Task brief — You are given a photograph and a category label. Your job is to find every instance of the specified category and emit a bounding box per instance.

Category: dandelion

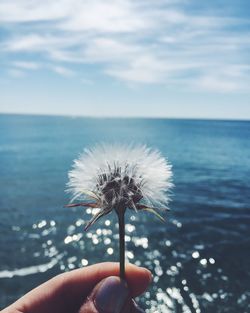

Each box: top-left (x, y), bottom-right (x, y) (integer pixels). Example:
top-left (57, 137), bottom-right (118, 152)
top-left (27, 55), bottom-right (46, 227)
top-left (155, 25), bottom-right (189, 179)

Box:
top-left (66, 144), bottom-right (173, 278)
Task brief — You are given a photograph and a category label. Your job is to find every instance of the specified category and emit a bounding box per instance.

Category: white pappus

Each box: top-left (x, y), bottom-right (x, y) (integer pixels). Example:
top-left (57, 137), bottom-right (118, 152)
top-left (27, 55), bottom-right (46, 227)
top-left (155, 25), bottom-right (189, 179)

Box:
top-left (66, 144), bottom-right (173, 230)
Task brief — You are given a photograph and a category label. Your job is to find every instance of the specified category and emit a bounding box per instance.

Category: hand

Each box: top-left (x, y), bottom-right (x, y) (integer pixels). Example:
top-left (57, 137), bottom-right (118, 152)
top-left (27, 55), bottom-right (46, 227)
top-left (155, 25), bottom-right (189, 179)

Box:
top-left (2, 262), bottom-right (152, 313)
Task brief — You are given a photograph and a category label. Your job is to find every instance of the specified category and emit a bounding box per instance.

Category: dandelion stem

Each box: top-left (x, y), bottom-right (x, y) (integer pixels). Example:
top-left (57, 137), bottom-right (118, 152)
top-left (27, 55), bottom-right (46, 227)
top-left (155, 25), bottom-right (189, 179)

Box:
top-left (117, 208), bottom-right (125, 280)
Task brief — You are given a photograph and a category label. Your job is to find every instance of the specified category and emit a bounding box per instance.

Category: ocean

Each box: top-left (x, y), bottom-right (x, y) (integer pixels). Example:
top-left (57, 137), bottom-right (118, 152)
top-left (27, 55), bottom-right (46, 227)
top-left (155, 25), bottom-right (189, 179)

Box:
top-left (0, 114), bottom-right (249, 312)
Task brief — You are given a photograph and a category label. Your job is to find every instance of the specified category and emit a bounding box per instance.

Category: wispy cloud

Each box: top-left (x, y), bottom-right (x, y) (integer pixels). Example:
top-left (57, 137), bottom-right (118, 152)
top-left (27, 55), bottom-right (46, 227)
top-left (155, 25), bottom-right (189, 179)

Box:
top-left (7, 68), bottom-right (26, 78)
top-left (50, 65), bottom-right (75, 77)
top-left (1, 0), bottom-right (249, 92)
top-left (13, 61), bottom-right (41, 70)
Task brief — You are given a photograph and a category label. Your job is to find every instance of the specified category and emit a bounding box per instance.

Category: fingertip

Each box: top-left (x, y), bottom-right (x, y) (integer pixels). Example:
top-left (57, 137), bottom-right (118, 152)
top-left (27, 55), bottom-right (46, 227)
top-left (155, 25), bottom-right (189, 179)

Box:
top-left (125, 264), bottom-right (152, 297)
top-left (141, 267), bottom-right (153, 284)
top-left (126, 263), bottom-right (152, 279)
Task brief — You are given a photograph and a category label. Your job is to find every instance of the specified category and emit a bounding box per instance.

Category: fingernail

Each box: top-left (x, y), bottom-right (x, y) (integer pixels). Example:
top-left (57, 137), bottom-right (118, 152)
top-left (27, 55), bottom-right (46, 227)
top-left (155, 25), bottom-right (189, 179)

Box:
top-left (142, 267), bottom-right (153, 283)
top-left (94, 276), bottom-right (130, 313)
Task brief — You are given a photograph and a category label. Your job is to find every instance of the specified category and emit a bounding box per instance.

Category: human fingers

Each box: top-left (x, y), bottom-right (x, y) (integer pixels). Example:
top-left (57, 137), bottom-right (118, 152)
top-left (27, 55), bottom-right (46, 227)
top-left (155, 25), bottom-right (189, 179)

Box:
top-left (3, 262), bottom-right (151, 313)
top-left (78, 276), bottom-right (146, 313)
top-left (62, 262), bottom-right (151, 300)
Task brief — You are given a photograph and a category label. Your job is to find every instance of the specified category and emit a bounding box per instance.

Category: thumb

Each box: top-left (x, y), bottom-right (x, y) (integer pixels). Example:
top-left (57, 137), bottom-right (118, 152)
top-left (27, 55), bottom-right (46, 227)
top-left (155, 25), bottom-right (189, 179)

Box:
top-left (78, 276), bottom-right (145, 313)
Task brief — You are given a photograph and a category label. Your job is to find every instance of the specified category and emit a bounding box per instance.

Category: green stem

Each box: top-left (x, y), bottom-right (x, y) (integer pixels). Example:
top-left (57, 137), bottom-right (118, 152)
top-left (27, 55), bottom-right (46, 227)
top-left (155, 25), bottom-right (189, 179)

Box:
top-left (117, 209), bottom-right (125, 280)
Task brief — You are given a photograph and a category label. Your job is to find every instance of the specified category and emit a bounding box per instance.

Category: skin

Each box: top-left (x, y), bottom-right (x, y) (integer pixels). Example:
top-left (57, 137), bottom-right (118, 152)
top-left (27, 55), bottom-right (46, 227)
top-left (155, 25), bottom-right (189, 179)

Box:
top-left (2, 262), bottom-right (152, 313)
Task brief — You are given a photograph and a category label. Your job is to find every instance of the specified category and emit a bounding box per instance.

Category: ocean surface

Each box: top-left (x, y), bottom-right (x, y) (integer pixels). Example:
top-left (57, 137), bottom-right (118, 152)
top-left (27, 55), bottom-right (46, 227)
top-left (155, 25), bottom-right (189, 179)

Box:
top-left (0, 114), bottom-right (249, 313)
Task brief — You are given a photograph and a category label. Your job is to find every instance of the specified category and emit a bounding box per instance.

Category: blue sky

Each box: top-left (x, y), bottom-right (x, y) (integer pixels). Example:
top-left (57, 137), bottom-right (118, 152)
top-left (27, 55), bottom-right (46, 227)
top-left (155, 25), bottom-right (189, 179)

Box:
top-left (0, 0), bottom-right (250, 119)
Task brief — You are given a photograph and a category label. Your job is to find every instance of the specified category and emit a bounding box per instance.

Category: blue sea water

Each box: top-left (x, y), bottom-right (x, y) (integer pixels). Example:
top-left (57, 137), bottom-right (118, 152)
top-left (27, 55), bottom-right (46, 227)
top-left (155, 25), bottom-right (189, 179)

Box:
top-left (0, 114), bottom-right (250, 312)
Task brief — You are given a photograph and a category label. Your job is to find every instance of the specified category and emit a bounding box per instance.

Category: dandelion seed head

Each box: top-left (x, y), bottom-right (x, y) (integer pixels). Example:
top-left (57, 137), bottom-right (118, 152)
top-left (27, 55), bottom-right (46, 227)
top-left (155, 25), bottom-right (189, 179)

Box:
top-left (67, 144), bottom-right (173, 229)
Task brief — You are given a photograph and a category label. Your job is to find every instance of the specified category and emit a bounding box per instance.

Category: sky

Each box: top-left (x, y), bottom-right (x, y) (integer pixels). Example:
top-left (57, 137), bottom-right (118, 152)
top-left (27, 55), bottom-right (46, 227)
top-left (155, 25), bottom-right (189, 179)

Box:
top-left (0, 0), bottom-right (250, 119)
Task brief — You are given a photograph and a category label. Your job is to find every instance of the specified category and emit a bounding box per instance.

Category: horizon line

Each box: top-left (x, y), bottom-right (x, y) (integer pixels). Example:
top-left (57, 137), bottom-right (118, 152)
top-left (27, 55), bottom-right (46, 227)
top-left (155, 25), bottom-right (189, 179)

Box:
top-left (0, 111), bottom-right (250, 122)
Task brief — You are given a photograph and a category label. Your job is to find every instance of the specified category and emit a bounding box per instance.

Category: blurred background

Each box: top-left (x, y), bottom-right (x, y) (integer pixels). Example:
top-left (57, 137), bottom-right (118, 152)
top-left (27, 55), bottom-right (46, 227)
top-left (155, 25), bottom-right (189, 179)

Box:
top-left (0, 1), bottom-right (250, 312)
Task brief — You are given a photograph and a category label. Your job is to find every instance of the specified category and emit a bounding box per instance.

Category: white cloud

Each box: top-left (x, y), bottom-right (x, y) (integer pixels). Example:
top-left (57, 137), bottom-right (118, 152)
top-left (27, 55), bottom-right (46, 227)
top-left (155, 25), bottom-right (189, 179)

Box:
top-left (51, 65), bottom-right (75, 77)
top-left (0, 0), bottom-right (250, 92)
top-left (0, 0), bottom-right (70, 22)
top-left (7, 68), bottom-right (25, 78)
top-left (196, 76), bottom-right (242, 93)
top-left (84, 38), bottom-right (140, 63)
top-left (192, 65), bottom-right (250, 93)
top-left (107, 55), bottom-right (168, 83)
top-left (2, 34), bottom-right (75, 53)
top-left (60, 0), bottom-right (150, 33)
top-left (13, 61), bottom-right (41, 70)
top-left (9, 60), bottom-right (75, 78)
